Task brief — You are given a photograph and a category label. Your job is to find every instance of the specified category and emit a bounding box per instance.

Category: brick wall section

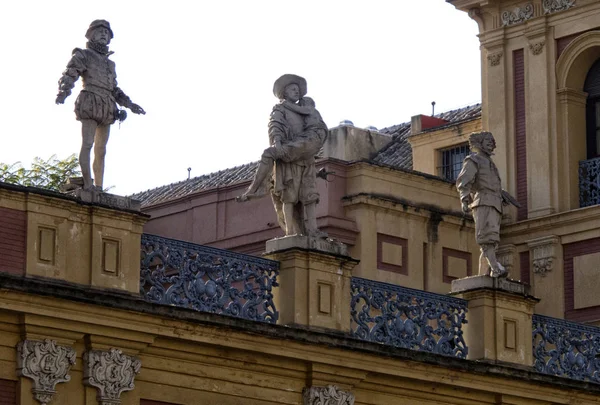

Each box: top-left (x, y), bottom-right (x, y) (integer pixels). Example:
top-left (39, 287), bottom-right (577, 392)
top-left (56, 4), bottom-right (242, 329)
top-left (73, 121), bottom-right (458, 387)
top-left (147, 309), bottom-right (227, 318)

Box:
top-left (514, 49), bottom-right (528, 221)
top-left (556, 34), bottom-right (579, 59)
top-left (519, 251), bottom-right (530, 285)
top-left (0, 379), bottom-right (16, 405)
top-left (140, 400), bottom-right (178, 405)
top-left (564, 237), bottom-right (600, 322)
top-left (0, 207), bottom-right (26, 275)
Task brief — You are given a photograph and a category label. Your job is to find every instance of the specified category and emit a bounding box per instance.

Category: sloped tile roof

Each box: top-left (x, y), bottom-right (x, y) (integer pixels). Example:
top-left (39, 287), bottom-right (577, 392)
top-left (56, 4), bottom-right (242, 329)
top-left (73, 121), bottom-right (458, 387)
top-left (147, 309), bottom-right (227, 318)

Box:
top-left (131, 161), bottom-right (258, 207)
top-left (132, 104), bottom-right (481, 207)
top-left (372, 103), bottom-right (481, 169)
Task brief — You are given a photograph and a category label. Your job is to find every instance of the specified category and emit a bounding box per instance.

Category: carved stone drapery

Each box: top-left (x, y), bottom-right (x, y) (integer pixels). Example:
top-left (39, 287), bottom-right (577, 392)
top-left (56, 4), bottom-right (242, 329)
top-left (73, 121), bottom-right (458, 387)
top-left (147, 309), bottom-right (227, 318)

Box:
top-left (527, 236), bottom-right (560, 277)
top-left (543, 0), bottom-right (575, 14)
top-left (303, 385), bottom-right (355, 405)
top-left (84, 348), bottom-right (141, 405)
top-left (529, 41), bottom-right (546, 55)
top-left (487, 51), bottom-right (503, 66)
top-left (501, 3), bottom-right (534, 26)
top-left (16, 339), bottom-right (76, 405)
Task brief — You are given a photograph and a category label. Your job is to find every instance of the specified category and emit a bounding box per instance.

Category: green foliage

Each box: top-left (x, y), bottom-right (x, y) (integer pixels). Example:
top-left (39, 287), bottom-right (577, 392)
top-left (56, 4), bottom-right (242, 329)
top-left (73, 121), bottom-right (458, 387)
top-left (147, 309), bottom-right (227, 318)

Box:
top-left (0, 154), bottom-right (81, 192)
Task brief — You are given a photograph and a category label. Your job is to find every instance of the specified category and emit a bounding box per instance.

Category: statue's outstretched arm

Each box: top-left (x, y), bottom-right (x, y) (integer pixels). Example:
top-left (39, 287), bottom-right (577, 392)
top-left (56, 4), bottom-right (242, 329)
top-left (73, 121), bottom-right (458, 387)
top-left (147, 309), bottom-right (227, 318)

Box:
top-left (113, 79), bottom-right (145, 115)
top-left (56, 49), bottom-right (85, 104)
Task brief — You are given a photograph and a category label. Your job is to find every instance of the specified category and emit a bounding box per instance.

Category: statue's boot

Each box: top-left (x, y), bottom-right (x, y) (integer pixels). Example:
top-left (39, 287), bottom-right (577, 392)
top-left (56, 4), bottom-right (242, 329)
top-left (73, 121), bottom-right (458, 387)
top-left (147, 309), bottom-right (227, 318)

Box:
top-left (236, 156), bottom-right (274, 202)
top-left (482, 244), bottom-right (507, 278)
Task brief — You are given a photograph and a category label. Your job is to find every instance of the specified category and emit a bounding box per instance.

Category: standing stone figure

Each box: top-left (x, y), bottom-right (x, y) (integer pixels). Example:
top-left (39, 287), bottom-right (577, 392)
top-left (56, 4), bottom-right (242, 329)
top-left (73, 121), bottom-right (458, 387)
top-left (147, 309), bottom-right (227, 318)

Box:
top-left (456, 131), bottom-right (514, 278)
top-left (237, 74), bottom-right (328, 238)
top-left (56, 20), bottom-right (145, 191)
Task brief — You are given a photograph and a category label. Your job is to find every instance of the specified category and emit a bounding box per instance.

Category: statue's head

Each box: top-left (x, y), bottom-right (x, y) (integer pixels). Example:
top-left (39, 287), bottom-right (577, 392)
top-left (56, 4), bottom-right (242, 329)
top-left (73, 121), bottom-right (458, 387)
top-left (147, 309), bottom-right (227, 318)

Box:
top-left (273, 74), bottom-right (307, 102)
top-left (86, 20), bottom-right (113, 45)
top-left (468, 131), bottom-right (496, 155)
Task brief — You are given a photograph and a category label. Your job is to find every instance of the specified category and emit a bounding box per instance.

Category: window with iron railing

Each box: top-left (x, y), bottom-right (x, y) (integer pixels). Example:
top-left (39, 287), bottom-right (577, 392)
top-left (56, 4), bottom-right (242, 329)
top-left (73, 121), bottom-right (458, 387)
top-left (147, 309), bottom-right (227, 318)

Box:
top-left (438, 143), bottom-right (470, 182)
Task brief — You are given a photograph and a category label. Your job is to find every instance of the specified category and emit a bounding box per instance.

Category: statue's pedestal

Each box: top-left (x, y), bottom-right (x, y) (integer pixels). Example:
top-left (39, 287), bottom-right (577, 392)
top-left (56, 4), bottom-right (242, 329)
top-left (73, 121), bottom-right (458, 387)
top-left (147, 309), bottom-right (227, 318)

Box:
top-left (71, 189), bottom-right (141, 211)
top-left (265, 235), bottom-right (358, 332)
top-left (451, 276), bottom-right (539, 365)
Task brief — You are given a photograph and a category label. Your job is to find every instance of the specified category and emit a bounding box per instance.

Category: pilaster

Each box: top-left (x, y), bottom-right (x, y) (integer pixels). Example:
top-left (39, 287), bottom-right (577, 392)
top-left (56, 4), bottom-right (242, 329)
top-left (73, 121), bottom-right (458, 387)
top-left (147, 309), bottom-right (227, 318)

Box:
top-left (527, 235), bottom-right (563, 317)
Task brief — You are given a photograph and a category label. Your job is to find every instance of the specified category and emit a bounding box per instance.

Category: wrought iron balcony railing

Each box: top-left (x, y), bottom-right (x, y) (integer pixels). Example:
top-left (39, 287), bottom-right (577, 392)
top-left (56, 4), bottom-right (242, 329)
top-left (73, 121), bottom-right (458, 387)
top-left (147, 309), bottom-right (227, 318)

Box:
top-left (579, 157), bottom-right (600, 207)
top-left (533, 314), bottom-right (600, 383)
top-left (140, 234), bottom-right (279, 324)
top-left (350, 277), bottom-right (468, 358)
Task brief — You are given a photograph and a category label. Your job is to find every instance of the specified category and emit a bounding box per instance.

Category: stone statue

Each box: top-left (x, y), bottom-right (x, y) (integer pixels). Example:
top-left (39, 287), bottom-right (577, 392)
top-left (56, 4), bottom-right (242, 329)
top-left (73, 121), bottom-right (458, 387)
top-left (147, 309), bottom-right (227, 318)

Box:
top-left (56, 20), bottom-right (145, 191)
top-left (237, 74), bottom-right (328, 238)
top-left (456, 131), bottom-right (518, 278)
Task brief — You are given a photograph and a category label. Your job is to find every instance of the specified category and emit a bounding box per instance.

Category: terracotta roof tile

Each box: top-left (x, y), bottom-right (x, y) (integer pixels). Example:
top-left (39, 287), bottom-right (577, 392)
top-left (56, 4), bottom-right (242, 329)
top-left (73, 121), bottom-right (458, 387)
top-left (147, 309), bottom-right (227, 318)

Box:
top-left (132, 104), bottom-right (481, 207)
top-left (131, 161), bottom-right (258, 207)
top-left (372, 103), bottom-right (481, 169)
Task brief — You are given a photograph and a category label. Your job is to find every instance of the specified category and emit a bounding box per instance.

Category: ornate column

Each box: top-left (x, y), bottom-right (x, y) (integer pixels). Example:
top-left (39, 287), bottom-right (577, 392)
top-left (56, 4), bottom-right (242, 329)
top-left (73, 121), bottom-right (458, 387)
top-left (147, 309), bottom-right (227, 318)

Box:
top-left (83, 348), bottom-right (141, 405)
top-left (16, 339), bottom-right (76, 405)
top-left (527, 235), bottom-right (563, 317)
top-left (303, 385), bottom-right (355, 405)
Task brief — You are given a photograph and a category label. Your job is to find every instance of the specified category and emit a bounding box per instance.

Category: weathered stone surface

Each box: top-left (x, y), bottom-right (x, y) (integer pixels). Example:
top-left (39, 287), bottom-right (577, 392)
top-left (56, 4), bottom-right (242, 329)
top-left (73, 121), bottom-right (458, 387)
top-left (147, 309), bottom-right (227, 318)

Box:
top-left (451, 274), bottom-right (531, 296)
top-left (71, 188), bottom-right (141, 211)
top-left (265, 234), bottom-right (349, 257)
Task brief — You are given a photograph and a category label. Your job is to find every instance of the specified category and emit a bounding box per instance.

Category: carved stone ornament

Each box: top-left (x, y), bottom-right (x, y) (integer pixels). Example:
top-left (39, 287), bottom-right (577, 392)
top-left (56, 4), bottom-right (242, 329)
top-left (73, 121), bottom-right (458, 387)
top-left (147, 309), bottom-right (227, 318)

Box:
top-left (527, 236), bottom-right (560, 277)
top-left (529, 41), bottom-right (545, 55)
top-left (303, 385), bottom-right (355, 405)
top-left (84, 348), bottom-right (141, 405)
top-left (497, 244), bottom-right (517, 275)
top-left (16, 339), bottom-right (76, 405)
top-left (543, 0), bottom-right (575, 14)
top-left (487, 51), bottom-right (503, 67)
top-left (501, 3), bottom-right (534, 26)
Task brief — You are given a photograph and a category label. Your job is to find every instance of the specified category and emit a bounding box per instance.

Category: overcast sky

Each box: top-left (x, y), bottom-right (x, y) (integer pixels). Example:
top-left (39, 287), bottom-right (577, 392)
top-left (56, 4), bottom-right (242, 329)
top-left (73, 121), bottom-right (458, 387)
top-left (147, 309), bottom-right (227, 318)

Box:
top-left (0, 0), bottom-right (481, 195)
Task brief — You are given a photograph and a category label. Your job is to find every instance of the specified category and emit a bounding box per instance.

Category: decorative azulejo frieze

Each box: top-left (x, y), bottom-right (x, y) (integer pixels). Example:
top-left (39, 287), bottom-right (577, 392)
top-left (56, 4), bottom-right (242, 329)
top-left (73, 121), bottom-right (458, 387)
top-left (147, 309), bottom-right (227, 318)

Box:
top-left (502, 3), bottom-right (534, 26)
top-left (84, 348), bottom-right (141, 405)
top-left (303, 385), bottom-right (355, 405)
top-left (16, 339), bottom-right (76, 405)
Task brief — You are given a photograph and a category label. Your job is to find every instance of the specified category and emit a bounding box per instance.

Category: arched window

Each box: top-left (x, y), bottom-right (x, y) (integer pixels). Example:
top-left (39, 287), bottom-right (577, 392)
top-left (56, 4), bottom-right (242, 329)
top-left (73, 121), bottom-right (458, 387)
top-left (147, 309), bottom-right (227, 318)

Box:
top-left (584, 58), bottom-right (600, 158)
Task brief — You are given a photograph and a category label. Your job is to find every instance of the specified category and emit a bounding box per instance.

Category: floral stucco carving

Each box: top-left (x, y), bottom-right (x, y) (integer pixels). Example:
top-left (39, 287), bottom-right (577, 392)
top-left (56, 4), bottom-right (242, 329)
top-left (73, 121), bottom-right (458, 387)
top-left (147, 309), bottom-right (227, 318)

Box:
top-left (527, 236), bottom-right (560, 277)
top-left (303, 385), bottom-right (355, 405)
top-left (529, 41), bottom-right (546, 55)
top-left (487, 51), bottom-right (503, 67)
top-left (501, 3), bottom-right (534, 26)
top-left (84, 348), bottom-right (141, 405)
top-left (16, 339), bottom-right (76, 405)
top-left (543, 0), bottom-right (575, 14)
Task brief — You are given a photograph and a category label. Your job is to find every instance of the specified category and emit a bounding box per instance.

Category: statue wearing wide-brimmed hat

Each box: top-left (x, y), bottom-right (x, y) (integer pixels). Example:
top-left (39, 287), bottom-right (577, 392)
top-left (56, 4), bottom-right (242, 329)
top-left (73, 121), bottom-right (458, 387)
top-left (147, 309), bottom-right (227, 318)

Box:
top-left (56, 19), bottom-right (145, 191)
top-left (237, 74), bottom-right (329, 238)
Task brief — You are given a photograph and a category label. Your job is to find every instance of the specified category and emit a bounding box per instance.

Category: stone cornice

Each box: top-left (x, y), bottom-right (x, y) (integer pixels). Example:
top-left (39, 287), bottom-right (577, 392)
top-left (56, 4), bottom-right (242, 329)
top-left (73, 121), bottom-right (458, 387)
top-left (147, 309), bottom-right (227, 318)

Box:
top-left (2, 273), bottom-right (600, 398)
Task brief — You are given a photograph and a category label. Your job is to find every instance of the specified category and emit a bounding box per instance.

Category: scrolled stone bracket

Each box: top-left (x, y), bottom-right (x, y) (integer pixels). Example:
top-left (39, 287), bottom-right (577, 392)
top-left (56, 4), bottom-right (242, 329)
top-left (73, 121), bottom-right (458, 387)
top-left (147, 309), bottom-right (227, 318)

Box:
top-left (527, 236), bottom-right (560, 277)
top-left (497, 244), bottom-right (517, 275)
top-left (303, 385), bottom-right (355, 405)
top-left (16, 339), bottom-right (76, 405)
top-left (84, 348), bottom-right (141, 405)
